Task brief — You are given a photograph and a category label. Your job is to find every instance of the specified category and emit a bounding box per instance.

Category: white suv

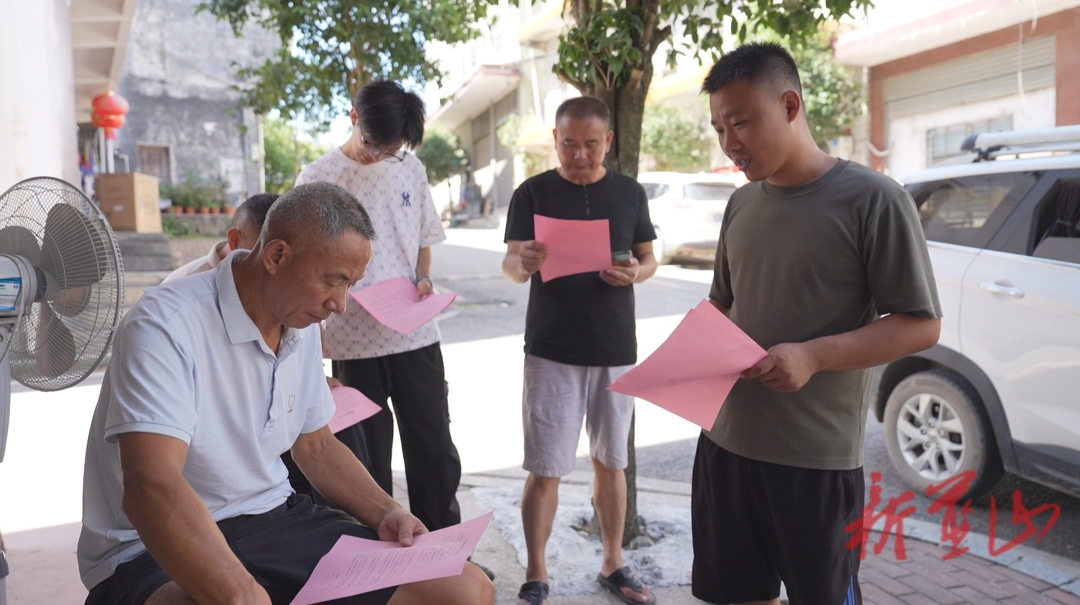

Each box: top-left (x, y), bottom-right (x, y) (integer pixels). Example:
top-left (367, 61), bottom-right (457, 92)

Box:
top-left (872, 126), bottom-right (1080, 500)
top-left (637, 171), bottom-right (745, 264)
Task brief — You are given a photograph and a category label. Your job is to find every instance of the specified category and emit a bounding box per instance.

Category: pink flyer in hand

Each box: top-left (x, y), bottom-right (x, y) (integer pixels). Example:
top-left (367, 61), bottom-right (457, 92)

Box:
top-left (290, 512), bottom-right (494, 605)
top-left (533, 215), bottom-right (611, 282)
top-left (350, 276), bottom-right (456, 334)
top-left (328, 387), bottom-right (382, 433)
top-left (609, 300), bottom-right (768, 430)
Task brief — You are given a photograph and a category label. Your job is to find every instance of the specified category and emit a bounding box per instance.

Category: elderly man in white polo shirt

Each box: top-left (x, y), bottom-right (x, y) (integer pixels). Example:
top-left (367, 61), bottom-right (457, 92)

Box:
top-left (78, 182), bottom-right (493, 605)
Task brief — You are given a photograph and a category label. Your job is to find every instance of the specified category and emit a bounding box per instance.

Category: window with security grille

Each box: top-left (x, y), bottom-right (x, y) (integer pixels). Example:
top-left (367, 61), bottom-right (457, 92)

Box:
top-left (927, 116), bottom-right (1013, 164)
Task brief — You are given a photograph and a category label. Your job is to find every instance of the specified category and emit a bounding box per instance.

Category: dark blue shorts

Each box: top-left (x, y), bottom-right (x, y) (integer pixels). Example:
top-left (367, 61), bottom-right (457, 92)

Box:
top-left (692, 435), bottom-right (864, 605)
top-left (84, 494), bottom-right (398, 605)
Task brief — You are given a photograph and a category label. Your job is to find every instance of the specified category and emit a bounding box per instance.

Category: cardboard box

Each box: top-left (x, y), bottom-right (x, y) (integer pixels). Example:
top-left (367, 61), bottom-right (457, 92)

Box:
top-left (95, 172), bottom-right (162, 233)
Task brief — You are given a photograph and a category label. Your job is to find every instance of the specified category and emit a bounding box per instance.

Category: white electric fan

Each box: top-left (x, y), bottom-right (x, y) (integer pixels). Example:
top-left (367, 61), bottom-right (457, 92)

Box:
top-left (0, 177), bottom-right (125, 604)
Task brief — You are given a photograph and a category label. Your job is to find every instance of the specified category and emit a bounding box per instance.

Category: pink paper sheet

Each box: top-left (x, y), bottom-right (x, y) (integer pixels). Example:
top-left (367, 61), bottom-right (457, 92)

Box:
top-left (609, 300), bottom-right (768, 430)
top-left (350, 276), bottom-right (456, 334)
top-left (533, 215), bottom-right (611, 282)
top-left (328, 387), bottom-right (382, 433)
top-left (290, 512), bottom-right (494, 605)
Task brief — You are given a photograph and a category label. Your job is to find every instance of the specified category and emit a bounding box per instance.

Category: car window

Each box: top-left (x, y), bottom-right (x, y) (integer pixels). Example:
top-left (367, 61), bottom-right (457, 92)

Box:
top-left (641, 183), bottom-right (669, 200)
top-left (683, 183), bottom-right (736, 201)
top-left (1031, 179), bottom-right (1080, 264)
top-left (907, 173), bottom-right (1037, 248)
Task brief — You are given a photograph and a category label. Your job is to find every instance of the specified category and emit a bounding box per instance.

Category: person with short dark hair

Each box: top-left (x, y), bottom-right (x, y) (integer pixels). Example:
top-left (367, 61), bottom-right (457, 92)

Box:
top-left (295, 80), bottom-right (465, 536)
top-left (78, 182), bottom-right (494, 605)
top-left (693, 42), bottom-right (942, 605)
top-left (162, 193), bottom-right (279, 284)
top-left (502, 96), bottom-right (658, 605)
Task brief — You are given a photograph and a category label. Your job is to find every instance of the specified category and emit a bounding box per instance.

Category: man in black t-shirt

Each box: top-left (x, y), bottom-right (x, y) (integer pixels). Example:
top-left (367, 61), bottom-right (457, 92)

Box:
top-left (502, 97), bottom-right (657, 605)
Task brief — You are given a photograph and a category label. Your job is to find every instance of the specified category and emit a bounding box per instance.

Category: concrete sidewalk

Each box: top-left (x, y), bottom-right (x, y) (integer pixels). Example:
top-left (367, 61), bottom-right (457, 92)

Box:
top-left (452, 467), bottom-right (1080, 605)
top-left (5, 465), bottom-right (1080, 604)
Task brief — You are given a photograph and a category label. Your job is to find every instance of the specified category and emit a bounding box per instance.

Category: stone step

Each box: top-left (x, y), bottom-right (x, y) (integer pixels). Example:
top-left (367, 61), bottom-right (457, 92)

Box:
top-left (114, 232), bottom-right (174, 272)
top-left (122, 271), bottom-right (169, 310)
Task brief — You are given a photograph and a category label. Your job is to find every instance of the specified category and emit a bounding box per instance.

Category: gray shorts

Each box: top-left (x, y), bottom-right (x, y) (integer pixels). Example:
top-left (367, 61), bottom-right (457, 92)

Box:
top-left (522, 354), bottom-right (635, 477)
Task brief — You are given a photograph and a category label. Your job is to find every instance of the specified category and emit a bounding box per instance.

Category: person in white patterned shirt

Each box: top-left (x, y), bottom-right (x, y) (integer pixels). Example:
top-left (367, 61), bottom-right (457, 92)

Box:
top-left (294, 80), bottom-right (463, 537)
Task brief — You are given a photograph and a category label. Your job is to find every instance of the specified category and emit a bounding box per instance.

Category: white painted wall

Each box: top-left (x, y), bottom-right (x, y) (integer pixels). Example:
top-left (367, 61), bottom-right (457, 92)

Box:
top-left (0, 0), bottom-right (79, 193)
top-left (886, 86), bottom-right (1056, 179)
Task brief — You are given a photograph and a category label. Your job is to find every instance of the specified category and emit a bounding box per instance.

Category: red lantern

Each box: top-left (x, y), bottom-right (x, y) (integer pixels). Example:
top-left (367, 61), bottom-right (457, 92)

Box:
top-left (91, 111), bottom-right (124, 130)
top-left (91, 91), bottom-right (129, 117)
top-left (91, 91), bottom-right (129, 140)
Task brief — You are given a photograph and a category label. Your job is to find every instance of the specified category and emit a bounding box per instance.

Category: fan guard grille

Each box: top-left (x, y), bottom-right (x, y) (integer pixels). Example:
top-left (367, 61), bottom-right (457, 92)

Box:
top-left (0, 177), bottom-right (124, 391)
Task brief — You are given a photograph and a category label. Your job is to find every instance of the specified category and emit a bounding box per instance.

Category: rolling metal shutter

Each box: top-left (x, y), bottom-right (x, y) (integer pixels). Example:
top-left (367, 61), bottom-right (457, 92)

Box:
top-left (884, 35), bottom-right (1056, 120)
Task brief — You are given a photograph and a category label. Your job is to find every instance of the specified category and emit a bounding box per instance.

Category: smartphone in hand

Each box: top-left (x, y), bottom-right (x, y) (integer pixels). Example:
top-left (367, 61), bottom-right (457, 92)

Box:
top-left (611, 251), bottom-right (631, 267)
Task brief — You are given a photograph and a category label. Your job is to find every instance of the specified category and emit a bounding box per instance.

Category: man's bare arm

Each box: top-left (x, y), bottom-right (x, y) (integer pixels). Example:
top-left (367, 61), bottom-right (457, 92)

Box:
top-left (502, 240), bottom-right (547, 284)
top-left (118, 432), bottom-right (269, 605)
top-left (743, 313), bottom-right (941, 392)
top-left (291, 426), bottom-right (425, 545)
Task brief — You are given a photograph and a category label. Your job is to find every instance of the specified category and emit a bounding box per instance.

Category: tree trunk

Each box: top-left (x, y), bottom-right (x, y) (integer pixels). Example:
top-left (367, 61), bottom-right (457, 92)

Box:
top-left (583, 64), bottom-right (654, 545)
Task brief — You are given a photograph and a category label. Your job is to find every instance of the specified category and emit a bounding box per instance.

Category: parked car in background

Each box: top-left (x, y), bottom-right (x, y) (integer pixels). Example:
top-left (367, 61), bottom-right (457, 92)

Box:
top-left (637, 171), bottom-right (745, 265)
top-left (870, 126), bottom-right (1080, 501)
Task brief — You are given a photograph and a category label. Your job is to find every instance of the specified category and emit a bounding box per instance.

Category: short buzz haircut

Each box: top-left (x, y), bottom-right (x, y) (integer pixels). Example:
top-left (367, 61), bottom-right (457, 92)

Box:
top-left (261, 182), bottom-right (376, 251)
top-left (701, 42), bottom-right (802, 97)
top-left (555, 96), bottom-right (611, 129)
top-left (352, 80), bottom-right (426, 151)
top-left (232, 193), bottom-right (279, 233)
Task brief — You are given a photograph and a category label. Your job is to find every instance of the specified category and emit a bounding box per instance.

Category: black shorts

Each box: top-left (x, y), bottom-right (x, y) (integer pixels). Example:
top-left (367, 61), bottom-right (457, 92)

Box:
top-left (691, 435), bottom-right (863, 605)
top-left (84, 494), bottom-right (398, 605)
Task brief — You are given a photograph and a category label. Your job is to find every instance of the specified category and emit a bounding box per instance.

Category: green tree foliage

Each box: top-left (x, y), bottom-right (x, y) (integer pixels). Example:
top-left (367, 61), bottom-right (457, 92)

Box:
top-left (789, 31), bottom-right (862, 151)
top-left (640, 101), bottom-right (710, 172)
top-left (199, 0), bottom-right (499, 129)
top-left (262, 116), bottom-right (330, 193)
top-left (553, 0), bottom-right (872, 177)
top-left (415, 124), bottom-right (467, 185)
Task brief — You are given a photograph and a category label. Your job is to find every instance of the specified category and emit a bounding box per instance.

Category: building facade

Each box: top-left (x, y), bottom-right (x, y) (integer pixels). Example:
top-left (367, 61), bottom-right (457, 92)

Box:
top-left (836, 0), bottom-right (1080, 178)
top-left (0, 0), bottom-right (137, 193)
top-left (113, 0), bottom-right (278, 205)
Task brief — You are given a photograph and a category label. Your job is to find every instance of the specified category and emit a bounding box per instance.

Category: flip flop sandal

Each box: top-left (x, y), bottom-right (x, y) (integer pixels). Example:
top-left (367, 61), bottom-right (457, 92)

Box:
top-left (597, 566), bottom-right (656, 605)
top-left (517, 580), bottom-right (550, 605)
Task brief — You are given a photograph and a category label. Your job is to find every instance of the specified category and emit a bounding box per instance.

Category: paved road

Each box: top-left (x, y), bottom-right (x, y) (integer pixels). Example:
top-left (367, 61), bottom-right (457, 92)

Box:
top-left (434, 228), bottom-right (1080, 563)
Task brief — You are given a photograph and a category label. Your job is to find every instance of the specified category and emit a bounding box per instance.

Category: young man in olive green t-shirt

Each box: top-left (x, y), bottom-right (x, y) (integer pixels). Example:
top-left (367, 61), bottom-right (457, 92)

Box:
top-left (692, 43), bottom-right (943, 605)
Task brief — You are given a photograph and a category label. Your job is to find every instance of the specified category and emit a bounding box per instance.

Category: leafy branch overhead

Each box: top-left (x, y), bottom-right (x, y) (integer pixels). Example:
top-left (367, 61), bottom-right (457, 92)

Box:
top-left (551, 0), bottom-right (870, 177)
top-left (555, 0), bottom-right (869, 95)
top-left (198, 0), bottom-right (499, 129)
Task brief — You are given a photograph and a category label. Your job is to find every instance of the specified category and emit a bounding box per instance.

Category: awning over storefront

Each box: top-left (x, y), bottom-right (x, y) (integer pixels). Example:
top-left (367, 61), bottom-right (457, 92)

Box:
top-left (70, 0), bottom-right (138, 122)
top-left (647, 63), bottom-right (711, 103)
top-left (518, 3), bottom-right (564, 47)
top-left (427, 65), bottom-right (521, 131)
top-left (836, 0), bottom-right (1080, 66)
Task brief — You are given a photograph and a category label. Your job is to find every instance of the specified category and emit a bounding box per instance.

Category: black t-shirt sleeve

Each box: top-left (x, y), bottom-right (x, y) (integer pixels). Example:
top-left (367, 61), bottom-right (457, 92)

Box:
top-left (632, 184), bottom-right (657, 245)
top-left (504, 181), bottom-right (536, 243)
top-left (864, 190), bottom-right (943, 319)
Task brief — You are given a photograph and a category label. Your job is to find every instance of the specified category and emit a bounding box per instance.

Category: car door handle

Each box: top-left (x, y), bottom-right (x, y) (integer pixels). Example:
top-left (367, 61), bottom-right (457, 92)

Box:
top-left (978, 281), bottom-right (1025, 298)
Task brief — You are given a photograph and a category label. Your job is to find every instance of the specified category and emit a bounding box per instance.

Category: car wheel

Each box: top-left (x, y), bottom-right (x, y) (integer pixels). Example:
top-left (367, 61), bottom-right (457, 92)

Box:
top-left (653, 227), bottom-right (668, 264)
top-left (882, 369), bottom-right (1003, 500)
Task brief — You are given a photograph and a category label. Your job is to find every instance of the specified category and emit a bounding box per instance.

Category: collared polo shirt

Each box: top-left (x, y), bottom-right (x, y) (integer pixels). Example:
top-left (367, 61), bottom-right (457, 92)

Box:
top-left (77, 250), bottom-right (334, 590)
top-left (296, 149), bottom-right (446, 359)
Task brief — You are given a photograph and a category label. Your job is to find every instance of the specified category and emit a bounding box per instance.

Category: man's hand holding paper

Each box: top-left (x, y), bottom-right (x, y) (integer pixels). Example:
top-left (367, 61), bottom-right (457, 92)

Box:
top-left (518, 240), bottom-right (549, 275)
top-left (609, 300), bottom-right (768, 429)
top-left (376, 506), bottom-right (428, 547)
top-left (742, 341), bottom-right (819, 393)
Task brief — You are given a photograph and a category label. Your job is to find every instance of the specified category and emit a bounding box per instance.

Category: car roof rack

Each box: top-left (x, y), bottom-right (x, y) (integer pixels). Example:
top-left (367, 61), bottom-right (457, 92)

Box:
top-left (961, 125), bottom-right (1080, 162)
